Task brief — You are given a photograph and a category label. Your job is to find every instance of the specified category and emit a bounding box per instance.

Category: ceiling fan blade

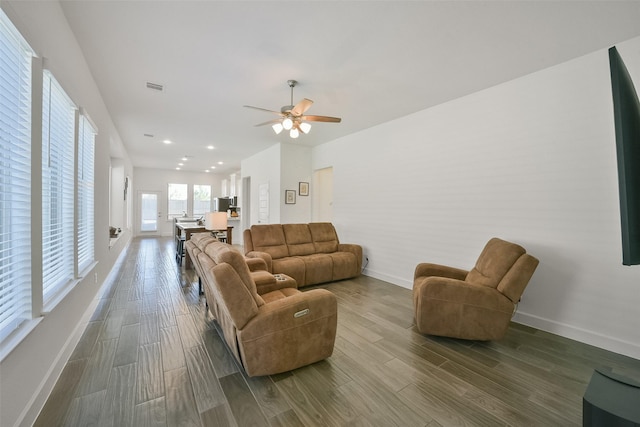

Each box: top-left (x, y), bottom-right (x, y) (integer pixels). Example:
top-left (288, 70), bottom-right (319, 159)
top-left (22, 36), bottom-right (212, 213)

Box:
top-left (291, 98), bottom-right (313, 116)
top-left (301, 115), bottom-right (342, 123)
top-left (243, 105), bottom-right (283, 115)
top-left (254, 118), bottom-right (282, 127)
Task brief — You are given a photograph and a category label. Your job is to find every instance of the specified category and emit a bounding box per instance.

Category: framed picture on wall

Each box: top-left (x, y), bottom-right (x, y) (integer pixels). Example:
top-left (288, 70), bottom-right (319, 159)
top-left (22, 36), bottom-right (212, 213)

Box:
top-left (285, 190), bottom-right (296, 204)
top-left (299, 181), bottom-right (309, 196)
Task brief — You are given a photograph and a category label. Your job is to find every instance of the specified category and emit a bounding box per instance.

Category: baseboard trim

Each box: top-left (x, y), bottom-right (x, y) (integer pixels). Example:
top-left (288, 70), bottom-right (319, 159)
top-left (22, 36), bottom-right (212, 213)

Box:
top-left (363, 269), bottom-right (412, 289)
top-left (513, 311), bottom-right (640, 360)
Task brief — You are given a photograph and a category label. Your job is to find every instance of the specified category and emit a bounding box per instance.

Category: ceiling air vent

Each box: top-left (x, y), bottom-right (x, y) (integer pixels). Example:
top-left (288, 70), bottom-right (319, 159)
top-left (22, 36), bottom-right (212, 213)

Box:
top-left (146, 82), bottom-right (164, 92)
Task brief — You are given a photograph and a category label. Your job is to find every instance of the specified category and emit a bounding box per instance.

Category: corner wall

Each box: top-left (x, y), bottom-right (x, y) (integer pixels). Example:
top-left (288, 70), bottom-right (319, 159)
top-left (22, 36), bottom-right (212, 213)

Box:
top-left (313, 37), bottom-right (640, 359)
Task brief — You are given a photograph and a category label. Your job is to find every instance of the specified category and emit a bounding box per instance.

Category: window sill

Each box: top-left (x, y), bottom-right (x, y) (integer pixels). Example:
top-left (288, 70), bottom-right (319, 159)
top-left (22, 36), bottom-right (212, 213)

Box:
top-left (109, 234), bottom-right (122, 249)
top-left (42, 261), bottom-right (98, 315)
top-left (0, 317), bottom-right (43, 363)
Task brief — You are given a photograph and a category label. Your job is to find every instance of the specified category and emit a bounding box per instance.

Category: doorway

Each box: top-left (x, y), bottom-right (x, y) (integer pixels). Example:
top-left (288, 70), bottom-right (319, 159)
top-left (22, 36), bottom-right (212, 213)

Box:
top-left (138, 191), bottom-right (162, 235)
top-left (312, 167), bottom-right (333, 222)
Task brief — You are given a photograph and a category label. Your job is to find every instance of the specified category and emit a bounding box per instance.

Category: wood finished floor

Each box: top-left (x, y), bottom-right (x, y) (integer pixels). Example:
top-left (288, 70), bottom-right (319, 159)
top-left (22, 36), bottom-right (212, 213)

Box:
top-left (35, 236), bottom-right (640, 426)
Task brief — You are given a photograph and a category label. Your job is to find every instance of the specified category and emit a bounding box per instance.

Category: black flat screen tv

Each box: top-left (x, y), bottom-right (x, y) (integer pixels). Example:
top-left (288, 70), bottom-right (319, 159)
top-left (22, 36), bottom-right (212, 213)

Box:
top-left (609, 46), bottom-right (640, 265)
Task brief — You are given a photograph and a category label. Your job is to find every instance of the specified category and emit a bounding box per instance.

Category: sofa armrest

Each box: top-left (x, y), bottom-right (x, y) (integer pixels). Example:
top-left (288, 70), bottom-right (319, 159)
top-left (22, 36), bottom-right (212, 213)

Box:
top-left (239, 289), bottom-right (337, 340)
top-left (338, 243), bottom-right (363, 271)
top-left (245, 257), bottom-right (268, 272)
top-left (245, 251), bottom-right (273, 272)
top-left (414, 262), bottom-right (468, 281)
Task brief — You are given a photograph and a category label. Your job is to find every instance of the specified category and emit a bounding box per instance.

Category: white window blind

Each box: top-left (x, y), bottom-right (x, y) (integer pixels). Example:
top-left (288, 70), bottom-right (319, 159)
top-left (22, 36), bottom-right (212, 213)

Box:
top-left (193, 184), bottom-right (211, 216)
top-left (42, 71), bottom-right (76, 304)
top-left (0, 11), bottom-right (33, 341)
top-left (77, 114), bottom-right (95, 271)
top-left (168, 183), bottom-right (188, 219)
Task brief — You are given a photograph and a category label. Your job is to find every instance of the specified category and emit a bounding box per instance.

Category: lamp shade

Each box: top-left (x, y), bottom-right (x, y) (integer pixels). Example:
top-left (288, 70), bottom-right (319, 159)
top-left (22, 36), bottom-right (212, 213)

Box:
top-left (299, 122), bottom-right (311, 134)
top-left (205, 212), bottom-right (228, 230)
top-left (272, 123), bottom-right (284, 134)
top-left (282, 117), bottom-right (293, 130)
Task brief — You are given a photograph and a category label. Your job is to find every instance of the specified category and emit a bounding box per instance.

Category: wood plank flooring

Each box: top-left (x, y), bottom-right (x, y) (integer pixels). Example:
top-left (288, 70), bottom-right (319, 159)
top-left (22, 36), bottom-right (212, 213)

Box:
top-left (35, 237), bottom-right (640, 426)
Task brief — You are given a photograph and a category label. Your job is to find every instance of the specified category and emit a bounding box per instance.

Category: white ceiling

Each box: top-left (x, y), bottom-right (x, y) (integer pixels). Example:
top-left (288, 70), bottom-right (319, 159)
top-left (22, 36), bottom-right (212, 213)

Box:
top-left (58, 1), bottom-right (640, 175)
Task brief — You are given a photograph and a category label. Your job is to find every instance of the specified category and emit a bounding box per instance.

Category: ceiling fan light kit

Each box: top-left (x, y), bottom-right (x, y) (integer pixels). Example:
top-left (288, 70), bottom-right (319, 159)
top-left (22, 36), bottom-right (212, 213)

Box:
top-left (244, 79), bottom-right (341, 139)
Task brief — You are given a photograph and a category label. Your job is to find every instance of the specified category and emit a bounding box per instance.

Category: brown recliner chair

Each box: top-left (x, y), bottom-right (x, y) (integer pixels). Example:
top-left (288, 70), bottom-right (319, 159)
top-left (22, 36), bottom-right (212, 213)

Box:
top-left (197, 239), bottom-right (337, 376)
top-left (413, 238), bottom-right (539, 341)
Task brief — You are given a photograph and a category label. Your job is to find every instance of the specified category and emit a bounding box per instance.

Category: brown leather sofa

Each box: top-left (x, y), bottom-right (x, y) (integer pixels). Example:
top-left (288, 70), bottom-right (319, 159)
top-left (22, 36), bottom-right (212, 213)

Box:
top-left (413, 237), bottom-right (539, 341)
top-left (243, 222), bottom-right (362, 287)
top-left (186, 233), bottom-right (337, 376)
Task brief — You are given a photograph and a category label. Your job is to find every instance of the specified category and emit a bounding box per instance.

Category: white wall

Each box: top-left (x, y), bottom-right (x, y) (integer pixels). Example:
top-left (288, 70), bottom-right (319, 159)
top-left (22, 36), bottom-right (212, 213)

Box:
top-left (241, 143), bottom-right (313, 226)
top-left (0, 2), bottom-right (134, 427)
top-left (242, 144), bottom-right (282, 224)
top-left (280, 144), bottom-right (312, 224)
top-left (313, 38), bottom-right (640, 359)
top-left (133, 167), bottom-right (224, 236)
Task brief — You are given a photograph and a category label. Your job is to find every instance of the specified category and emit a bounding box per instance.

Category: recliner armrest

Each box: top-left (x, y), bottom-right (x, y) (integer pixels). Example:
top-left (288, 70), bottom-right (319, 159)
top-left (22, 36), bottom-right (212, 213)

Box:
top-left (414, 263), bottom-right (468, 281)
top-left (245, 251), bottom-right (273, 272)
top-left (414, 276), bottom-right (513, 312)
top-left (245, 257), bottom-right (268, 272)
top-left (239, 289), bottom-right (337, 340)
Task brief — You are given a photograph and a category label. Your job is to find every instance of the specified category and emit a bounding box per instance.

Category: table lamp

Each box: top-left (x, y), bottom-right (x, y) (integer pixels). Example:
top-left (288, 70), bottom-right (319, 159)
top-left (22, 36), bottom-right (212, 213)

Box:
top-left (205, 211), bottom-right (227, 231)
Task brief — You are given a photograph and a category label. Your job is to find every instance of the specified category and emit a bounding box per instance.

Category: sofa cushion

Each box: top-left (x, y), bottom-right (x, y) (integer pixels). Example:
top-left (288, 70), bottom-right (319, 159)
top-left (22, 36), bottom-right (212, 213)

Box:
top-left (204, 241), bottom-right (265, 307)
top-left (211, 263), bottom-right (260, 329)
top-left (198, 253), bottom-right (260, 329)
top-left (298, 254), bottom-right (334, 285)
top-left (250, 224), bottom-right (290, 259)
top-left (272, 257), bottom-right (306, 287)
top-left (283, 224), bottom-right (316, 256)
top-left (309, 222), bottom-right (339, 253)
top-left (465, 238), bottom-right (526, 289)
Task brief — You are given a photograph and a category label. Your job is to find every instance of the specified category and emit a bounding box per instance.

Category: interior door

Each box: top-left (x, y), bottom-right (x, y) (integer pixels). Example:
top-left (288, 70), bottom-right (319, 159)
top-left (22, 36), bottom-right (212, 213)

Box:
top-left (258, 183), bottom-right (269, 224)
top-left (312, 167), bottom-right (333, 222)
top-left (138, 191), bottom-right (162, 235)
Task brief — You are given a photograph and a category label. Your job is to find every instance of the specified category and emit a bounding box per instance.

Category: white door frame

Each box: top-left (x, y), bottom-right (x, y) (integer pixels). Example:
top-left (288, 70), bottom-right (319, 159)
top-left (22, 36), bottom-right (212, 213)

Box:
top-left (137, 190), bottom-right (162, 236)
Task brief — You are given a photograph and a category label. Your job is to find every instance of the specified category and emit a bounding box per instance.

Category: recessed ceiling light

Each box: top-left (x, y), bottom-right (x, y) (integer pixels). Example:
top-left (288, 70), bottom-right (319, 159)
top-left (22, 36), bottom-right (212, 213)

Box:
top-left (163, 139), bottom-right (172, 144)
top-left (205, 170), bottom-right (210, 173)
top-left (176, 167), bottom-right (181, 170)
top-left (182, 157), bottom-right (188, 161)
top-left (218, 161), bottom-right (223, 165)
top-left (178, 163), bottom-right (184, 166)
top-left (210, 166), bottom-right (216, 169)
top-left (207, 145), bottom-right (214, 150)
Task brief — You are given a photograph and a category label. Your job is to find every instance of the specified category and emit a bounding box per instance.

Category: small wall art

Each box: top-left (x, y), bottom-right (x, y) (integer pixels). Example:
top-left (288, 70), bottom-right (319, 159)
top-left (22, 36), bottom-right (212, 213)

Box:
top-left (299, 181), bottom-right (309, 196)
top-left (285, 190), bottom-right (296, 204)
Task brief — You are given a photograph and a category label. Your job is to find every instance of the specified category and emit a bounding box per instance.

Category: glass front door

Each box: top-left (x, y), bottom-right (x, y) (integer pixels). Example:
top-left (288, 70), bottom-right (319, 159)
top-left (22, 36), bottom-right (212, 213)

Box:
top-left (140, 192), bottom-right (160, 232)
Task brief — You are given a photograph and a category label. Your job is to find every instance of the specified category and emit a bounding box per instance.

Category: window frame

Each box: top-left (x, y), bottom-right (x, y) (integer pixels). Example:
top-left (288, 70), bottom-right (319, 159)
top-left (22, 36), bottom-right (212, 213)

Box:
top-left (167, 182), bottom-right (188, 219)
top-left (193, 184), bottom-right (212, 217)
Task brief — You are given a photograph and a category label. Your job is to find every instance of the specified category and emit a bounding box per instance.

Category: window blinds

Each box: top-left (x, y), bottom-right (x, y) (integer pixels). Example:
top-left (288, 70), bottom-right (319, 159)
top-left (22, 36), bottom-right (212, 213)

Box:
top-left (77, 114), bottom-right (95, 271)
top-left (42, 72), bottom-right (76, 304)
top-left (0, 11), bottom-right (33, 341)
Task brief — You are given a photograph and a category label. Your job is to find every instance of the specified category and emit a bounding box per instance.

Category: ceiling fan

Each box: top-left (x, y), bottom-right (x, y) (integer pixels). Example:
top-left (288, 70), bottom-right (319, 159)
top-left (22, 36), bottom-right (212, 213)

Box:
top-left (244, 80), bottom-right (341, 138)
